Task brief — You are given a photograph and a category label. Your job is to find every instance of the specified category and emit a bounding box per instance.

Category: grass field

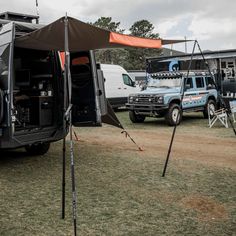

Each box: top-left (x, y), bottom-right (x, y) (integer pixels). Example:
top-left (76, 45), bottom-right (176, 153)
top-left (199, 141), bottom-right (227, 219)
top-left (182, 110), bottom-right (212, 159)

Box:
top-left (0, 111), bottom-right (235, 235)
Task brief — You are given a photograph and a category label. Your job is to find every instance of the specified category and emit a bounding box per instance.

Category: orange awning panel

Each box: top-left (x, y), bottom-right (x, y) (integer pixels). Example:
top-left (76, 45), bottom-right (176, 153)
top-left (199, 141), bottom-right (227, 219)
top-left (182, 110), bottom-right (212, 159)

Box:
top-left (109, 32), bottom-right (162, 49)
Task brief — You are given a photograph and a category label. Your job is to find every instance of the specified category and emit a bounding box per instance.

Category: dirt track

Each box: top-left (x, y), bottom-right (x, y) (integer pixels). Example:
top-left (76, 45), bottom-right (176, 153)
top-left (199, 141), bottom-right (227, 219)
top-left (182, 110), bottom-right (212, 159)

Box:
top-left (77, 125), bottom-right (236, 170)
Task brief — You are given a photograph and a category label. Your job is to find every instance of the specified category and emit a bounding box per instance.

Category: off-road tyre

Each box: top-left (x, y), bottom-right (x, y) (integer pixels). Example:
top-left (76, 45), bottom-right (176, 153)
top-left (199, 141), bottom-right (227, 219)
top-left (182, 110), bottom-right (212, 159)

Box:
top-left (203, 99), bottom-right (216, 119)
top-left (25, 142), bottom-right (50, 156)
top-left (165, 103), bottom-right (182, 126)
top-left (129, 111), bottom-right (145, 123)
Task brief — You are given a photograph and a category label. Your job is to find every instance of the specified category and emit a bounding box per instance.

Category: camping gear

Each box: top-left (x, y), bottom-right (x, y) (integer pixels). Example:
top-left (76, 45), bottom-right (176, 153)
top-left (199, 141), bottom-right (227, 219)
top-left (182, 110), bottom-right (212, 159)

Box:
top-left (1, 14), bottom-right (191, 235)
top-left (208, 107), bottom-right (228, 128)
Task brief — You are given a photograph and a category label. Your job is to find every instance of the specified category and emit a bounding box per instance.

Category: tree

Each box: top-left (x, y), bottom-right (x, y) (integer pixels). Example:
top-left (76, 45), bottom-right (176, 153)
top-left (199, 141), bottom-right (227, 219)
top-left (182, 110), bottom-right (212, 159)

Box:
top-left (129, 20), bottom-right (159, 38)
top-left (93, 17), bottom-right (124, 33)
top-left (125, 20), bottom-right (161, 70)
top-left (91, 17), bottom-right (127, 65)
top-left (91, 17), bottom-right (162, 70)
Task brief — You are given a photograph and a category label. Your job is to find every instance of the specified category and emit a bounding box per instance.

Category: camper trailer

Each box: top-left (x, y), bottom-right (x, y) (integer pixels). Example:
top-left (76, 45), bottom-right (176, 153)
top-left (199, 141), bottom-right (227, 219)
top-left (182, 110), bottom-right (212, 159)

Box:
top-left (101, 64), bottom-right (139, 108)
top-left (0, 19), bottom-right (106, 154)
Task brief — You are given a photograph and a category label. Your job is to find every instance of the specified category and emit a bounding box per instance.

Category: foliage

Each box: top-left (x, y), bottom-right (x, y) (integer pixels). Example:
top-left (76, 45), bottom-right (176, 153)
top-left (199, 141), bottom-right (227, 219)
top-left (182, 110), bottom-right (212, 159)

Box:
top-left (91, 17), bottom-right (127, 65)
top-left (91, 17), bottom-right (162, 70)
top-left (129, 19), bottom-right (159, 38)
top-left (126, 19), bottom-right (161, 70)
top-left (92, 17), bottom-right (124, 33)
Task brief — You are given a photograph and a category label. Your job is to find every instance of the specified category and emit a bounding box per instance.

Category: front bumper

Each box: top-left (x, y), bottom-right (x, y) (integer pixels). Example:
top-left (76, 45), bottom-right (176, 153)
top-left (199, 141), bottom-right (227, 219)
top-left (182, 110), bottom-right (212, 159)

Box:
top-left (126, 103), bottom-right (168, 112)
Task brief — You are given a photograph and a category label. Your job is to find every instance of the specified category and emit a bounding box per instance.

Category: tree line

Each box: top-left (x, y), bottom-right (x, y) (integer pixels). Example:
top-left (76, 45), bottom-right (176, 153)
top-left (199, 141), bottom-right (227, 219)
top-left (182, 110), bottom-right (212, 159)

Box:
top-left (90, 17), bottom-right (162, 70)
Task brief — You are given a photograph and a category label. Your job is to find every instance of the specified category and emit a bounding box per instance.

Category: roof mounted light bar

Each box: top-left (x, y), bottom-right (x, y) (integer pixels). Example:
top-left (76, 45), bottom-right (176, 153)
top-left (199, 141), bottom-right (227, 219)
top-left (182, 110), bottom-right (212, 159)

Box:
top-left (150, 70), bottom-right (212, 78)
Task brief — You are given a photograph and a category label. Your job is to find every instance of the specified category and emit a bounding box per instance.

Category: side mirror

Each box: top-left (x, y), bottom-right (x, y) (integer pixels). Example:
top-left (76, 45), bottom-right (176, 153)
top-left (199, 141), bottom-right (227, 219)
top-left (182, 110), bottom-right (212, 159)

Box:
top-left (207, 84), bottom-right (215, 90)
top-left (131, 80), bottom-right (136, 87)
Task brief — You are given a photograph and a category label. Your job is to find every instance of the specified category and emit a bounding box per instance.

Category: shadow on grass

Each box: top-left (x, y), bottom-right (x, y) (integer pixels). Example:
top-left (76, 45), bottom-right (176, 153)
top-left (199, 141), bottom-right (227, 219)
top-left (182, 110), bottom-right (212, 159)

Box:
top-left (116, 110), bottom-right (207, 129)
top-left (0, 148), bottom-right (47, 166)
top-left (140, 118), bottom-right (167, 127)
top-left (0, 148), bottom-right (30, 159)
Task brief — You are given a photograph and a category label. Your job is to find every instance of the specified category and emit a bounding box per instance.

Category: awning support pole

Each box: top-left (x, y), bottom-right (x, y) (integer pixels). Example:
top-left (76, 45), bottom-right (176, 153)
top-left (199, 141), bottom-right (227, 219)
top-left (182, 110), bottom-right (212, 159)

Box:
top-left (61, 14), bottom-right (78, 236)
top-left (61, 14), bottom-right (68, 220)
top-left (162, 40), bottom-right (197, 177)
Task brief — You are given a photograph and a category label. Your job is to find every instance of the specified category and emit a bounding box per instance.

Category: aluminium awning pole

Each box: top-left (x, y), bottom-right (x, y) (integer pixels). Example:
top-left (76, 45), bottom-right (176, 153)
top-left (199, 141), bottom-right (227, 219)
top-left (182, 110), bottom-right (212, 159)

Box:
top-left (162, 40), bottom-right (197, 177)
top-left (61, 15), bottom-right (68, 220)
top-left (61, 13), bottom-right (78, 236)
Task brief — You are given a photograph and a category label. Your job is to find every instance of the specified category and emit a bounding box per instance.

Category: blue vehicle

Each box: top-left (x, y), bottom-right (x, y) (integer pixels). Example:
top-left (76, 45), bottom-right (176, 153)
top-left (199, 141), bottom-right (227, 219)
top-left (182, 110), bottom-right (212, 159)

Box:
top-left (126, 71), bottom-right (218, 126)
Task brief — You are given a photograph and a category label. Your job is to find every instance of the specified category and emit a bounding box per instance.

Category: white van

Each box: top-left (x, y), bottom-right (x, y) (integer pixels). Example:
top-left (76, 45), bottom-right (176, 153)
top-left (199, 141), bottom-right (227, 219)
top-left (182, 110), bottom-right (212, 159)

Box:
top-left (100, 64), bottom-right (140, 108)
top-left (128, 70), bottom-right (147, 84)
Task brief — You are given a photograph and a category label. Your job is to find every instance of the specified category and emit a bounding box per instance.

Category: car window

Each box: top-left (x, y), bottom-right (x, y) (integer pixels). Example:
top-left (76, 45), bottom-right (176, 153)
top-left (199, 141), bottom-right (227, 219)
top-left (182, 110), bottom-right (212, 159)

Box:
top-left (123, 74), bottom-right (134, 87)
top-left (205, 76), bottom-right (215, 86)
top-left (184, 77), bottom-right (193, 89)
top-left (195, 77), bottom-right (205, 88)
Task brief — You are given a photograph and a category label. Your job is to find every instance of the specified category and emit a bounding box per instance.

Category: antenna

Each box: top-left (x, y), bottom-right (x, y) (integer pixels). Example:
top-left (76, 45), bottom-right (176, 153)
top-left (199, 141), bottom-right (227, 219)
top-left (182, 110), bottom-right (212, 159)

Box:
top-left (35, 0), bottom-right (39, 23)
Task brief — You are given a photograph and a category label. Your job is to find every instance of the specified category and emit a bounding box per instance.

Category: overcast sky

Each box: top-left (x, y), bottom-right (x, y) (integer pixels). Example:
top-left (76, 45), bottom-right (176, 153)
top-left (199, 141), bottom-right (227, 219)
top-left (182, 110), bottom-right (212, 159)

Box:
top-left (1, 0), bottom-right (236, 52)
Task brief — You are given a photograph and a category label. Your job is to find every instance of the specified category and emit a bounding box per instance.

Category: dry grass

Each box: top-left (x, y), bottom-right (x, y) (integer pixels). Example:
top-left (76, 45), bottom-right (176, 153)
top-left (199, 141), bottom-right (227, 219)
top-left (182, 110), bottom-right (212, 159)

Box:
top-left (0, 111), bottom-right (235, 235)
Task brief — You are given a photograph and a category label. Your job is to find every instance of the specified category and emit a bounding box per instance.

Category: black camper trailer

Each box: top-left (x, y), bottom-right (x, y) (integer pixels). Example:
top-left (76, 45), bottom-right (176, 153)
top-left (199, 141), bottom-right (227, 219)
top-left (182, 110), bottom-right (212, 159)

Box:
top-left (0, 18), bottom-right (106, 154)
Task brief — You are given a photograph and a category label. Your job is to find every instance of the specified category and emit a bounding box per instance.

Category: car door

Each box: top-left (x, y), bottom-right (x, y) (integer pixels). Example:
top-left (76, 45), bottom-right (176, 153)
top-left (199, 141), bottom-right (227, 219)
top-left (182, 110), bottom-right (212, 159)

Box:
top-left (194, 76), bottom-right (208, 107)
top-left (182, 77), bottom-right (195, 109)
top-left (122, 73), bottom-right (138, 98)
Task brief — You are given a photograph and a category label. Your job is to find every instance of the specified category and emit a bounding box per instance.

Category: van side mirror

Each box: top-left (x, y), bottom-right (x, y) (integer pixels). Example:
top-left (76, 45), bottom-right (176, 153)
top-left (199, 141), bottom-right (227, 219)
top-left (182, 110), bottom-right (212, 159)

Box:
top-left (131, 80), bottom-right (136, 87)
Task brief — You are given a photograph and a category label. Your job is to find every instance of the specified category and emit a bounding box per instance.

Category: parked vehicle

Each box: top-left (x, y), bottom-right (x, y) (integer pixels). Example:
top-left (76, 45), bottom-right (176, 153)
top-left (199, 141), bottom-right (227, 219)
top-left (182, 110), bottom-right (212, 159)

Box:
top-left (101, 64), bottom-right (139, 108)
top-left (128, 70), bottom-right (147, 84)
top-left (0, 21), bottom-right (106, 154)
top-left (126, 71), bottom-right (218, 126)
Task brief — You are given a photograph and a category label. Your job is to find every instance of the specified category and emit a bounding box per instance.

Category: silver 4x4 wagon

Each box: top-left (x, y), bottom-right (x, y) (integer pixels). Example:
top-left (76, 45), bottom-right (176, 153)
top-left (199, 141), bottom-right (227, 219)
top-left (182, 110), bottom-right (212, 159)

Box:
top-left (126, 71), bottom-right (218, 126)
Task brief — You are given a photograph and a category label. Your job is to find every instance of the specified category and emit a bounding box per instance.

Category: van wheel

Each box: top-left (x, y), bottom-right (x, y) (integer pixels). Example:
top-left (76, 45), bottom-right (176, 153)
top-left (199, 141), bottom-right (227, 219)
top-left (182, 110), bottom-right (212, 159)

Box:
top-left (129, 111), bottom-right (145, 123)
top-left (25, 142), bottom-right (50, 156)
top-left (165, 104), bottom-right (182, 126)
top-left (203, 99), bottom-right (216, 118)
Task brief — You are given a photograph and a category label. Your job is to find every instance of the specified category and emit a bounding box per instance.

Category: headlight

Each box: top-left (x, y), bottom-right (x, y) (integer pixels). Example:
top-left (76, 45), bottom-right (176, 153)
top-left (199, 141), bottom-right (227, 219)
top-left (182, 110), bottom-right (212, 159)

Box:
top-left (129, 96), bottom-right (134, 103)
top-left (155, 96), bottom-right (164, 103)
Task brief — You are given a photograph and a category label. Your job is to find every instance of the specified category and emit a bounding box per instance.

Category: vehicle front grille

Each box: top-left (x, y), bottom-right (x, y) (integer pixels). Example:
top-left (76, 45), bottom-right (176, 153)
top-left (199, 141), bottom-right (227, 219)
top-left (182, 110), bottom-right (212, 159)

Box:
top-left (133, 95), bottom-right (154, 104)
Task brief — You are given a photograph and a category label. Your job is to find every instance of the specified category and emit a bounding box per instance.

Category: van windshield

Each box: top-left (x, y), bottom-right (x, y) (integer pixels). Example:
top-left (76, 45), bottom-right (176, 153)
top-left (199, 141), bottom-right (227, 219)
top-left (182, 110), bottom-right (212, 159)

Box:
top-left (147, 78), bottom-right (182, 88)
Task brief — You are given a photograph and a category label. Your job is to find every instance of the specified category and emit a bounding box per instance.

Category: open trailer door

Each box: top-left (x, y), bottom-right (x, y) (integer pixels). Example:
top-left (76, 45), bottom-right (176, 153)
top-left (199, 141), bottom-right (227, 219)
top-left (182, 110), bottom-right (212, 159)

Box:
top-left (70, 50), bottom-right (105, 126)
top-left (0, 22), bottom-right (14, 130)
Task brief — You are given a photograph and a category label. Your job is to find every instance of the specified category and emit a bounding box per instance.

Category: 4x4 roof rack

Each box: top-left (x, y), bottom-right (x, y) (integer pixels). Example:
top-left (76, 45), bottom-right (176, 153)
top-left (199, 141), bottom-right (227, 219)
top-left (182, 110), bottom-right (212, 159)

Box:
top-left (150, 70), bottom-right (212, 78)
